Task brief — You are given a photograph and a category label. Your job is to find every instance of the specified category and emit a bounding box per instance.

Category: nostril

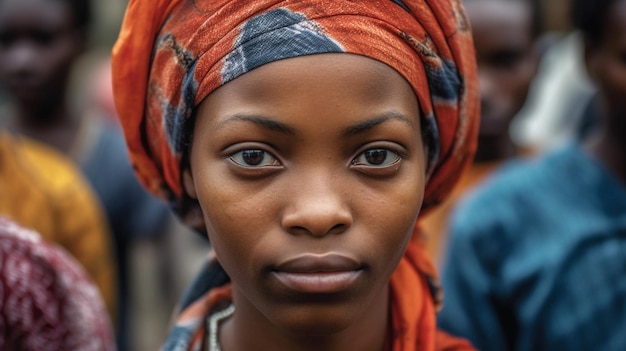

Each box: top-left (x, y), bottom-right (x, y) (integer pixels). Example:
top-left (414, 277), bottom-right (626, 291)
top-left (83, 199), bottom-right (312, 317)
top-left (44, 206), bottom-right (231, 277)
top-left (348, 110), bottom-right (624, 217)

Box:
top-left (328, 223), bottom-right (348, 235)
top-left (285, 222), bottom-right (350, 237)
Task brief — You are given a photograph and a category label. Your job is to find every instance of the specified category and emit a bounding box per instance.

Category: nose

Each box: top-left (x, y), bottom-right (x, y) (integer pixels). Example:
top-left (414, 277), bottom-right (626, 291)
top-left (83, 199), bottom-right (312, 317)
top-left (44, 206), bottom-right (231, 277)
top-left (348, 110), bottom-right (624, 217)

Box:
top-left (3, 42), bottom-right (39, 76)
top-left (281, 172), bottom-right (353, 237)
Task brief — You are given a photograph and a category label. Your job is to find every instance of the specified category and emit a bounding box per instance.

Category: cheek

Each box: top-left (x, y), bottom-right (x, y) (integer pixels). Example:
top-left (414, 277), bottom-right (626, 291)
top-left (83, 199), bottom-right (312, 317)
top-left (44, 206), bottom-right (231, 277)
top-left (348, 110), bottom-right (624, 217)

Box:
top-left (194, 176), bottom-right (278, 271)
top-left (43, 40), bottom-right (77, 76)
top-left (357, 176), bottom-right (424, 260)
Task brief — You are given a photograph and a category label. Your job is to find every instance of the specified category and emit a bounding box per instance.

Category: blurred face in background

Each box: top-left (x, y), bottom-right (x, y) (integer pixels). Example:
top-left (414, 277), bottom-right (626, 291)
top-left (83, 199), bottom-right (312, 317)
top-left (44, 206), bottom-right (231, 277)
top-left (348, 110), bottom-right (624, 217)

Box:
top-left (0, 0), bottom-right (84, 108)
top-left (586, 0), bottom-right (626, 120)
top-left (465, 0), bottom-right (539, 140)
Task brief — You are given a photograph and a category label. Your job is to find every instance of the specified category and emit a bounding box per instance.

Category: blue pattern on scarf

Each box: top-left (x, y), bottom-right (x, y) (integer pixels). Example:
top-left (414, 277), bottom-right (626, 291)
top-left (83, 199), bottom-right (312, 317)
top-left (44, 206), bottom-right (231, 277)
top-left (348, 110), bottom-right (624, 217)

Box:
top-left (221, 8), bottom-right (344, 83)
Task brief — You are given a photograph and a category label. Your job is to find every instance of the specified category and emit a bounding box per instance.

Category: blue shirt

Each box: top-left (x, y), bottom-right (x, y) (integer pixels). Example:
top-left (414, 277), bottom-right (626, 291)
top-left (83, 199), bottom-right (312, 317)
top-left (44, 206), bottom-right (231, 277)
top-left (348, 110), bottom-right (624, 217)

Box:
top-left (438, 143), bottom-right (626, 351)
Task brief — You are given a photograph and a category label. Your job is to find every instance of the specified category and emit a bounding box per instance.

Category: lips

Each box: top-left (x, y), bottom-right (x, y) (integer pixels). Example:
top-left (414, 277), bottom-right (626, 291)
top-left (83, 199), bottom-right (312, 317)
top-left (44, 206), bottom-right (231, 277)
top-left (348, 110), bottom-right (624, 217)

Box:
top-left (272, 253), bottom-right (363, 294)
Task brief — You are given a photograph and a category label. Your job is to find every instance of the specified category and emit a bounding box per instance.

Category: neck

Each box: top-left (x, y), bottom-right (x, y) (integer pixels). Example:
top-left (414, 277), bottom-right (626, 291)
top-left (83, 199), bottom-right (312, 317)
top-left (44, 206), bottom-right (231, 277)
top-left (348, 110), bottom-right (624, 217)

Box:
top-left (222, 287), bottom-right (390, 351)
top-left (4, 100), bottom-right (81, 155)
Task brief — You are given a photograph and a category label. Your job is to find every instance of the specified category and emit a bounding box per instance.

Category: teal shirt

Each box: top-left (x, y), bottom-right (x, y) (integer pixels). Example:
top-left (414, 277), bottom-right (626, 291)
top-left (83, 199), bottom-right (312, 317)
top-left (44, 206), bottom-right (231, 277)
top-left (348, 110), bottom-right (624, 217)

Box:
top-left (438, 142), bottom-right (626, 351)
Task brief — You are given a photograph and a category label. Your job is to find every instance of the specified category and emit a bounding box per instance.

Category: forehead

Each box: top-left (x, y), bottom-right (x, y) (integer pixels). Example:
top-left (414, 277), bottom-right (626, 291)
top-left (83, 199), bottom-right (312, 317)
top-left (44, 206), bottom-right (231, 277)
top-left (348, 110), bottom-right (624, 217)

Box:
top-left (465, 0), bottom-right (533, 47)
top-left (195, 53), bottom-right (421, 130)
top-left (0, 0), bottom-right (72, 30)
top-left (216, 54), bottom-right (414, 104)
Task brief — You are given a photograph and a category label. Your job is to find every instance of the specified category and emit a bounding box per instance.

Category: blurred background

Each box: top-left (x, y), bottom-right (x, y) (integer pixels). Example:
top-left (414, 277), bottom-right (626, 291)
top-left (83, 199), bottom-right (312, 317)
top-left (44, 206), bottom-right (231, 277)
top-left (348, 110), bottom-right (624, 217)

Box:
top-left (0, 0), bottom-right (603, 350)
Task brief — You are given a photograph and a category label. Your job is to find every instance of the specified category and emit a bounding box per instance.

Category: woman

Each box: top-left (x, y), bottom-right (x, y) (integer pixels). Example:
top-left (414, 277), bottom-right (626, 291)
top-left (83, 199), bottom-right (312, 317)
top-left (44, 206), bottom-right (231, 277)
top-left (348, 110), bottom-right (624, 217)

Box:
top-left (112, 1), bottom-right (479, 350)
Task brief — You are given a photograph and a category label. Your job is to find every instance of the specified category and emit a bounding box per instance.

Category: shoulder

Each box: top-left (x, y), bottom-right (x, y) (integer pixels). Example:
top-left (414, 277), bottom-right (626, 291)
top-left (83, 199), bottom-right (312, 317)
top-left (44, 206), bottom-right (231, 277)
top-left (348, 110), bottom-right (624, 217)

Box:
top-left (447, 144), bottom-right (587, 257)
top-left (453, 144), bottom-right (584, 227)
top-left (9, 134), bottom-right (94, 197)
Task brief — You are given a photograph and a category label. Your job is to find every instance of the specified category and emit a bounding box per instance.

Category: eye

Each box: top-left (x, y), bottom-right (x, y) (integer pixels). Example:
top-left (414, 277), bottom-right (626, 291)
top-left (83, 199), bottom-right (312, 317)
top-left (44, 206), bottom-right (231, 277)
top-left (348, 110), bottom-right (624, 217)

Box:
top-left (352, 148), bottom-right (402, 167)
top-left (0, 31), bottom-right (16, 47)
top-left (229, 149), bottom-right (280, 167)
top-left (33, 30), bottom-right (56, 46)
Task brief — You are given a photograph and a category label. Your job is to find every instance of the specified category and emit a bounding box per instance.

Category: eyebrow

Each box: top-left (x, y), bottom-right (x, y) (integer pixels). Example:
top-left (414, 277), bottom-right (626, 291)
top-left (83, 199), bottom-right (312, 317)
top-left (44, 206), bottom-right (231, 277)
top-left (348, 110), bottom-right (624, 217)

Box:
top-left (343, 111), bottom-right (414, 136)
top-left (215, 114), bottom-right (296, 135)
top-left (215, 111), bottom-right (414, 136)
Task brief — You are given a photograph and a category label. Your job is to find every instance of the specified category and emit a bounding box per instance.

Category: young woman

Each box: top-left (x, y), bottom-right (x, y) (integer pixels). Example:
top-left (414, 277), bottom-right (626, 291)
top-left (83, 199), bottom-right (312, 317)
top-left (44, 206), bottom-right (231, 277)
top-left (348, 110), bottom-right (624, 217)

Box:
top-left (112, 1), bottom-right (479, 350)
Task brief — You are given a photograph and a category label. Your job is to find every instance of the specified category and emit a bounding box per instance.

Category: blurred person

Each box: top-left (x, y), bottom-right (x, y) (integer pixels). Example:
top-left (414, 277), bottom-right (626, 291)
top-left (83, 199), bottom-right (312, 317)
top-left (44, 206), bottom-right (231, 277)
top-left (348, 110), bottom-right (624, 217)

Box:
top-left (0, 216), bottom-right (115, 351)
top-left (0, 129), bottom-right (116, 322)
top-left (437, 0), bottom-right (626, 349)
top-left (0, 0), bottom-right (173, 349)
top-left (511, 31), bottom-right (597, 152)
top-left (420, 0), bottom-right (543, 264)
top-left (83, 55), bottom-right (209, 350)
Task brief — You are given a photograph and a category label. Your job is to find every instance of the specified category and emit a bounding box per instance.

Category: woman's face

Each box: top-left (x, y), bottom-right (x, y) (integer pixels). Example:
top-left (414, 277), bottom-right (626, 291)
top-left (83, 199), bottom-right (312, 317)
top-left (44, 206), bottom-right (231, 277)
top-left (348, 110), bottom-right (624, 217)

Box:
top-left (465, 0), bottom-right (538, 139)
top-left (0, 0), bottom-right (82, 107)
top-left (185, 53), bottom-right (426, 336)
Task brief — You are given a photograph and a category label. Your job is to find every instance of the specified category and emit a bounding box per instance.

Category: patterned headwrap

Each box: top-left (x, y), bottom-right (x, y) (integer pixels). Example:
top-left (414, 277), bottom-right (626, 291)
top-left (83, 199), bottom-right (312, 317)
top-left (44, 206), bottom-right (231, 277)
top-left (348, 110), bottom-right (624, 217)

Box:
top-left (112, 0), bottom-right (479, 223)
top-left (112, 1), bottom-right (478, 350)
top-left (0, 217), bottom-right (115, 351)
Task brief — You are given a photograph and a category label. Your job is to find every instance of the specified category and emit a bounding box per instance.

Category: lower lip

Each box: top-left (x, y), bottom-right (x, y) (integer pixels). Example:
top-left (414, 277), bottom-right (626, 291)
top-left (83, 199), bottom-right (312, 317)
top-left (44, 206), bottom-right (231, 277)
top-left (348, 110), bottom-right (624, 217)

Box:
top-left (272, 271), bottom-right (362, 294)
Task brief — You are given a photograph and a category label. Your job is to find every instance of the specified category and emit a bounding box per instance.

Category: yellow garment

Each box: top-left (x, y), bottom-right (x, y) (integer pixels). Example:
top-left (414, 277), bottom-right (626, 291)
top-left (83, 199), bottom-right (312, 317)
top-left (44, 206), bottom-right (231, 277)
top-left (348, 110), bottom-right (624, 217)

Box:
top-left (0, 131), bottom-right (116, 318)
top-left (420, 162), bottom-right (501, 267)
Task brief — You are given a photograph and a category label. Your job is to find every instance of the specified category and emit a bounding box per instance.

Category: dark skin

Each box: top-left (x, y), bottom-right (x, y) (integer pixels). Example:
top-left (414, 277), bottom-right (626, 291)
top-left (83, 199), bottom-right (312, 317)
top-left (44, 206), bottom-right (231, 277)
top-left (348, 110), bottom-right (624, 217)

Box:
top-left (183, 54), bottom-right (427, 351)
top-left (465, 0), bottom-right (539, 163)
top-left (0, 0), bottom-right (86, 155)
top-left (584, 0), bottom-right (626, 185)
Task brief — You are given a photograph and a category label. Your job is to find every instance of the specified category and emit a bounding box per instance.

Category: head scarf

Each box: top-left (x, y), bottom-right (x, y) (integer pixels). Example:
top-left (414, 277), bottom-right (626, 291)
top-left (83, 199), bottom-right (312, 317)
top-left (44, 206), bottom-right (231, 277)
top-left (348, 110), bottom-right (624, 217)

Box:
top-left (112, 0), bottom-right (479, 350)
top-left (113, 0), bottom-right (478, 219)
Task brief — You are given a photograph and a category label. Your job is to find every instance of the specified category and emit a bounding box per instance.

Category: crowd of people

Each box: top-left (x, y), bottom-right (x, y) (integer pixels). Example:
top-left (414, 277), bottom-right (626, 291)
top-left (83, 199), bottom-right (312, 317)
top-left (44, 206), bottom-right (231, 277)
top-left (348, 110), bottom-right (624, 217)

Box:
top-left (0, 0), bottom-right (624, 350)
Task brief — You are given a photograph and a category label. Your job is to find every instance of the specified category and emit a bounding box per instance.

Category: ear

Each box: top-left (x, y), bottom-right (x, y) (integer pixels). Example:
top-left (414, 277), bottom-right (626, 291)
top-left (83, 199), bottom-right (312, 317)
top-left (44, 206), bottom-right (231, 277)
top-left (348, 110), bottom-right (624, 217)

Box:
top-left (182, 168), bottom-right (198, 199)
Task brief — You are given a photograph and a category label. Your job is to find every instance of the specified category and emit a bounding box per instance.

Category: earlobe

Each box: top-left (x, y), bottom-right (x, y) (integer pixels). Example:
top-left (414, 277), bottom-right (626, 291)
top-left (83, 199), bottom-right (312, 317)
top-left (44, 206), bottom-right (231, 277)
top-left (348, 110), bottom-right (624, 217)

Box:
top-left (183, 169), bottom-right (198, 199)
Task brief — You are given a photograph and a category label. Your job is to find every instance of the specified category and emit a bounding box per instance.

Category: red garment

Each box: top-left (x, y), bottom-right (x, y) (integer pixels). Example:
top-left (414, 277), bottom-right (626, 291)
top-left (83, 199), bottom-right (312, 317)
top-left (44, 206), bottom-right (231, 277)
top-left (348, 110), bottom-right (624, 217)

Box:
top-left (0, 217), bottom-right (115, 351)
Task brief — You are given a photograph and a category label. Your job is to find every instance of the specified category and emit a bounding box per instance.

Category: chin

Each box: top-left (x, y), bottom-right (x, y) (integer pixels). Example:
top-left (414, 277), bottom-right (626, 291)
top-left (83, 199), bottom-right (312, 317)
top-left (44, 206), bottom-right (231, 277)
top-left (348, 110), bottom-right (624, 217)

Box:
top-left (272, 302), bottom-right (357, 336)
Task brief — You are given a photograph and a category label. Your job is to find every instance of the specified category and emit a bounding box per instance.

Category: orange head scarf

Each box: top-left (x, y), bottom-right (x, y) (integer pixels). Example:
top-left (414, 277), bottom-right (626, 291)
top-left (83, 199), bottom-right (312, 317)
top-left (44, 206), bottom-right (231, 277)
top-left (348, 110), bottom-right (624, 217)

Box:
top-left (112, 0), bottom-right (478, 222)
top-left (112, 1), bottom-right (478, 350)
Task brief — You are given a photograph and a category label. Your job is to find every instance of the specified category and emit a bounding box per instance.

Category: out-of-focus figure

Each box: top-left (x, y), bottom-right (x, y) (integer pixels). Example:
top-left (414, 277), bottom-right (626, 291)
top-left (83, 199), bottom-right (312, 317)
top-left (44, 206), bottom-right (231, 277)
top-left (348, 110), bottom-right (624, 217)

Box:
top-left (0, 216), bottom-right (116, 351)
top-left (511, 31), bottom-right (597, 151)
top-left (438, 0), bottom-right (626, 349)
top-left (0, 129), bottom-right (116, 321)
top-left (0, 0), bottom-right (172, 349)
top-left (420, 0), bottom-right (543, 265)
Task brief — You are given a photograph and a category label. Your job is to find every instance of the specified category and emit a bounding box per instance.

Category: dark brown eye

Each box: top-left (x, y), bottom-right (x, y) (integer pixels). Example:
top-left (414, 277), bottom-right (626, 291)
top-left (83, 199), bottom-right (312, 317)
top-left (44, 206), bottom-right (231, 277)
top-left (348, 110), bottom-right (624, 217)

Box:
top-left (352, 148), bottom-right (401, 167)
top-left (242, 150), bottom-right (264, 165)
top-left (230, 149), bottom-right (279, 167)
top-left (364, 149), bottom-right (388, 165)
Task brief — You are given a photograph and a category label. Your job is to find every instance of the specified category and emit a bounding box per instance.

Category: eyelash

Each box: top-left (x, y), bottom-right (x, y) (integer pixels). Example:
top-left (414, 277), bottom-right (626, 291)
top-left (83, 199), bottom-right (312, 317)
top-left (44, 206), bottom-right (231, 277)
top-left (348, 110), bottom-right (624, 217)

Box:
top-left (351, 148), bottom-right (403, 168)
top-left (226, 145), bottom-right (405, 175)
top-left (229, 149), bottom-right (281, 168)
